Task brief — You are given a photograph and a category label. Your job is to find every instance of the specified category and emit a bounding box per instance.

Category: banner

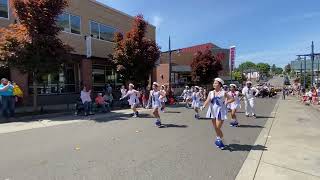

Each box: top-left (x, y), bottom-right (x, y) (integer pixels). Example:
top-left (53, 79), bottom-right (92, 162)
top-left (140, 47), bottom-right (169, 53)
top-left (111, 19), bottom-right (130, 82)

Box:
top-left (229, 46), bottom-right (236, 71)
top-left (86, 36), bottom-right (92, 58)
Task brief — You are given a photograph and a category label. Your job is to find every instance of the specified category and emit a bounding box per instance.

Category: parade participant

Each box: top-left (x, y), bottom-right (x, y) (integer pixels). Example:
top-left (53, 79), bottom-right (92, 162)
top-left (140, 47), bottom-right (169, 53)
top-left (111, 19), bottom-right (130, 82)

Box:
top-left (242, 81), bottom-right (259, 118)
top-left (192, 86), bottom-right (202, 119)
top-left (160, 85), bottom-right (167, 112)
top-left (201, 78), bottom-right (234, 149)
top-left (181, 86), bottom-right (189, 103)
top-left (120, 83), bottom-right (140, 118)
top-left (228, 84), bottom-right (241, 127)
top-left (150, 82), bottom-right (166, 127)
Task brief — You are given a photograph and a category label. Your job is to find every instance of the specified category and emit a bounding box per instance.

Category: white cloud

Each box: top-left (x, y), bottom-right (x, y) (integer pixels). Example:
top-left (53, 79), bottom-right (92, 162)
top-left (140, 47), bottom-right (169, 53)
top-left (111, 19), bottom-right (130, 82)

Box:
top-left (151, 15), bottom-right (163, 28)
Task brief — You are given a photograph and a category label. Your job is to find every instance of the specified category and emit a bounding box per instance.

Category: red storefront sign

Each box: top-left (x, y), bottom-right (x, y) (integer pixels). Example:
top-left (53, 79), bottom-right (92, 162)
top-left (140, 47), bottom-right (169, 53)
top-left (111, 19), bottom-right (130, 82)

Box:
top-left (229, 46), bottom-right (236, 71)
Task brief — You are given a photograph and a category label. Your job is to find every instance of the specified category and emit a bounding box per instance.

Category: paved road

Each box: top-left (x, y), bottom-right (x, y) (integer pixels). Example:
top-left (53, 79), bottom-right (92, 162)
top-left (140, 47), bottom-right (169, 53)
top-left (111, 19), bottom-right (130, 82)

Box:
top-left (0, 96), bottom-right (278, 180)
top-left (268, 75), bottom-right (284, 87)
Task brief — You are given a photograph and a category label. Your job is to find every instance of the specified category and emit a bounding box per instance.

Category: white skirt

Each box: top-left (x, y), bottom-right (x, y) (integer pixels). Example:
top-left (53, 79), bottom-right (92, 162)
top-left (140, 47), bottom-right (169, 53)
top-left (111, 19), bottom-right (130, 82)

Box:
top-left (230, 102), bottom-right (240, 110)
top-left (206, 104), bottom-right (227, 120)
top-left (152, 100), bottom-right (161, 109)
top-left (192, 100), bottom-right (201, 108)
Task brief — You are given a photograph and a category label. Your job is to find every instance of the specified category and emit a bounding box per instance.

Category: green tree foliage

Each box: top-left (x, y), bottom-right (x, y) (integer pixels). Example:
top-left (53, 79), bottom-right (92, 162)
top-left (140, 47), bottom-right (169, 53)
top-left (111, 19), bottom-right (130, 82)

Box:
top-left (256, 63), bottom-right (271, 75)
top-left (238, 61), bottom-right (256, 72)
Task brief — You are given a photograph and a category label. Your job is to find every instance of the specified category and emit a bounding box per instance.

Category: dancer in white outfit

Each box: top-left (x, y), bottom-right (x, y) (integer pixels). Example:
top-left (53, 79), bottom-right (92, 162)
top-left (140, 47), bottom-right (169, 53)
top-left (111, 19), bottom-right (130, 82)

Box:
top-left (242, 81), bottom-right (259, 118)
top-left (192, 86), bottom-right (202, 119)
top-left (160, 85), bottom-right (167, 112)
top-left (120, 83), bottom-right (140, 118)
top-left (150, 82), bottom-right (166, 127)
top-left (201, 78), bottom-right (234, 149)
top-left (228, 84), bottom-right (241, 127)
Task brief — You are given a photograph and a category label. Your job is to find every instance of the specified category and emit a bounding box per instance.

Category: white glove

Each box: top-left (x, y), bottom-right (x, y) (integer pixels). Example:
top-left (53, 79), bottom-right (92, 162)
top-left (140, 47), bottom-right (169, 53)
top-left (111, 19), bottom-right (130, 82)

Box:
top-left (200, 106), bottom-right (205, 111)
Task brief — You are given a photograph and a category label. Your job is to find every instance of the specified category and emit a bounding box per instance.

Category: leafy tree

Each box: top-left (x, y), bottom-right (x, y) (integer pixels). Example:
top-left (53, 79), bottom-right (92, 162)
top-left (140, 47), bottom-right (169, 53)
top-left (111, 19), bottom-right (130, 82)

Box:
top-left (275, 67), bottom-right (283, 75)
top-left (284, 64), bottom-right (291, 74)
top-left (232, 70), bottom-right (247, 83)
top-left (238, 61), bottom-right (256, 72)
top-left (0, 0), bottom-right (72, 110)
top-left (256, 63), bottom-right (270, 75)
top-left (190, 50), bottom-right (223, 85)
top-left (271, 64), bottom-right (276, 73)
top-left (112, 15), bottom-right (161, 87)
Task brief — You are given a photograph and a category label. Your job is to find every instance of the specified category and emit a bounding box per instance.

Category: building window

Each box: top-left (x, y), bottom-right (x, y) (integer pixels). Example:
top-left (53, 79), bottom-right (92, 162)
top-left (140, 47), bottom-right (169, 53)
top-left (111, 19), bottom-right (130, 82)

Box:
top-left (57, 12), bottom-right (81, 35)
top-left (0, 0), bottom-right (9, 19)
top-left (29, 64), bottom-right (79, 94)
top-left (90, 21), bottom-right (116, 42)
top-left (90, 21), bottom-right (100, 39)
top-left (92, 65), bottom-right (120, 92)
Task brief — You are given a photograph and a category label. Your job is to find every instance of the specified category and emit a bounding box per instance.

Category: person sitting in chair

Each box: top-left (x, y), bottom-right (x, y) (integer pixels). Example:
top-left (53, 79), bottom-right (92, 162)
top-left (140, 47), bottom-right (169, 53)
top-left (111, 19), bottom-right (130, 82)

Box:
top-left (95, 93), bottom-right (109, 113)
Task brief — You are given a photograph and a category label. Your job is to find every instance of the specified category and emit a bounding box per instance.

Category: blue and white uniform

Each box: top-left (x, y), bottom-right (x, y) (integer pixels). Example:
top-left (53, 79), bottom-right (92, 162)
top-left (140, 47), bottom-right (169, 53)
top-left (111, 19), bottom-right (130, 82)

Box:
top-left (206, 90), bottom-right (227, 120)
top-left (124, 90), bottom-right (140, 108)
top-left (191, 92), bottom-right (201, 108)
top-left (150, 90), bottom-right (161, 109)
top-left (160, 90), bottom-right (167, 103)
top-left (228, 91), bottom-right (240, 110)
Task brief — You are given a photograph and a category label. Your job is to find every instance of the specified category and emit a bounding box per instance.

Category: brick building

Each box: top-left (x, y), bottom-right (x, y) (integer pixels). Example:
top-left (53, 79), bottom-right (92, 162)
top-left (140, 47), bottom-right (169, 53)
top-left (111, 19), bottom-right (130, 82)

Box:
top-left (0, 0), bottom-right (155, 105)
top-left (153, 43), bottom-right (231, 88)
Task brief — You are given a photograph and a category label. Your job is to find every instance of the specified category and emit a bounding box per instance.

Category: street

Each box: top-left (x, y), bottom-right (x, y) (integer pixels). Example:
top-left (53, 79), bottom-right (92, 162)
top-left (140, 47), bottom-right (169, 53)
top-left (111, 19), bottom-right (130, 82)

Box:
top-left (0, 97), bottom-right (278, 180)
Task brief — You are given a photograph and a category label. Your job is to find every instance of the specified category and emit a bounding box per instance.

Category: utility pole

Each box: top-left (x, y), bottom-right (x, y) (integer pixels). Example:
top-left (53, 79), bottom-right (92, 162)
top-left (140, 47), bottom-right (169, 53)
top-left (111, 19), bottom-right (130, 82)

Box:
top-left (311, 41), bottom-right (315, 86)
top-left (304, 56), bottom-right (306, 89)
top-left (168, 36), bottom-right (172, 95)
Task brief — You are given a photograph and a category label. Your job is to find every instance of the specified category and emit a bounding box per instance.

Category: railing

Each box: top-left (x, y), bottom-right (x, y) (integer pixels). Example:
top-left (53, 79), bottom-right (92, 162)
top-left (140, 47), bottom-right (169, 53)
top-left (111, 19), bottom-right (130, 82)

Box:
top-left (28, 83), bottom-right (80, 95)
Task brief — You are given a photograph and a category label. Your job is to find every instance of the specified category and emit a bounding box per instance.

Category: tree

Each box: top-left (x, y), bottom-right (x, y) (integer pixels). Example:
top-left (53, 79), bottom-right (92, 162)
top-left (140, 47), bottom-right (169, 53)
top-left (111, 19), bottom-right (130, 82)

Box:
top-left (112, 15), bottom-right (161, 87)
top-left (238, 61), bottom-right (256, 72)
top-left (275, 67), bottom-right (283, 75)
top-left (256, 63), bottom-right (271, 75)
top-left (232, 70), bottom-right (247, 83)
top-left (190, 50), bottom-right (223, 85)
top-left (0, 0), bottom-right (72, 111)
top-left (284, 64), bottom-right (291, 74)
top-left (271, 64), bottom-right (276, 73)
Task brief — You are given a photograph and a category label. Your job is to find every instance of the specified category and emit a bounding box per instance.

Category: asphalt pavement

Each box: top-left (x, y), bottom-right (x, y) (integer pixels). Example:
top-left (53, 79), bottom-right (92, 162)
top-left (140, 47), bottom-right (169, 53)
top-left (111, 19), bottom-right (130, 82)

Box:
top-left (0, 95), bottom-right (279, 180)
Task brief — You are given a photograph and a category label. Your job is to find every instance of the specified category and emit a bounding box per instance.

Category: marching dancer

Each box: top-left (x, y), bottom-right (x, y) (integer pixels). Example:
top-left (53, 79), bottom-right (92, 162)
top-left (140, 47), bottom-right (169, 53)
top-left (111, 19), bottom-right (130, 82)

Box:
top-left (201, 78), bottom-right (234, 149)
top-left (242, 81), bottom-right (259, 118)
top-left (160, 85), bottom-right (167, 112)
top-left (192, 86), bottom-right (202, 119)
top-left (228, 84), bottom-right (241, 127)
top-left (120, 83), bottom-right (140, 118)
top-left (150, 82), bottom-right (166, 127)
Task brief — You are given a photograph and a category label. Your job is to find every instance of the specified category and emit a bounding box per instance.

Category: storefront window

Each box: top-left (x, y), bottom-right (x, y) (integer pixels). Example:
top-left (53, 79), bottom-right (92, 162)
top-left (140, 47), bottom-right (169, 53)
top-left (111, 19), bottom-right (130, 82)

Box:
top-left (90, 21), bottom-right (100, 39)
top-left (70, 14), bottom-right (81, 34)
top-left (29, 64), bottom-right (78, 94)
top-left (92, 65), bottom-right (119, 92)
top-left (0, 0), bottom-right (9, 19)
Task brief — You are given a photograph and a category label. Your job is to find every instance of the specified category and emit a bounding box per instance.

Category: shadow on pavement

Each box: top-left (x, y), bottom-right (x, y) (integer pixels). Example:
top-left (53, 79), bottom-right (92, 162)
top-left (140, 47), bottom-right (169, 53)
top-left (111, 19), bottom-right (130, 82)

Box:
top-left (255, 116), bottom-right (274, 119)
top-left (238, 125), bottom-right (264, 128)
top-left (161, 124), bottom-right (188, 128)
top-left (164, 111), bottom-right (181, 114)
top-left (225, 144), bottom-right (267, 152)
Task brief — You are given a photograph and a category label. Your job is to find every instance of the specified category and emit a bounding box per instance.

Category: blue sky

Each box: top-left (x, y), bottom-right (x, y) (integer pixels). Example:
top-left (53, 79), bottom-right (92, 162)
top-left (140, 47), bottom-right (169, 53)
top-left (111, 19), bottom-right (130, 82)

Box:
top-left (98, 0), bottom-right (320, 67)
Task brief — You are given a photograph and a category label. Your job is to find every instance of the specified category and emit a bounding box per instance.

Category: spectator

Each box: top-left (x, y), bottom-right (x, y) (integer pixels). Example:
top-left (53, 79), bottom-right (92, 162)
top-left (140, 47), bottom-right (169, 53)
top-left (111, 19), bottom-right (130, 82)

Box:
top-left (311, 87), bottom-right (318, 105)
top-left (0, 78), bottom-right (15, 121)
top-left (142, 90), bottom-right (149, 108)
top-left (103, 92), bottom-right (113, 108)
top-left (80, 86), bottom-right (94, 116)
top-left (105, 83), bottom-right (112, 94)
top-left (95, 93), bottom-right (109, 112)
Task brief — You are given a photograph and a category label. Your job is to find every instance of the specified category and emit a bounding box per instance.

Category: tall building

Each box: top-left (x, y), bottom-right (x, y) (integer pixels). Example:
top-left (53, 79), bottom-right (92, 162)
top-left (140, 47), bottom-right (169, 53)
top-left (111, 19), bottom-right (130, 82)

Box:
top-left (153, 43), bottom-right (231, 87)
top-left (0, 0), bottom-right (155, 105)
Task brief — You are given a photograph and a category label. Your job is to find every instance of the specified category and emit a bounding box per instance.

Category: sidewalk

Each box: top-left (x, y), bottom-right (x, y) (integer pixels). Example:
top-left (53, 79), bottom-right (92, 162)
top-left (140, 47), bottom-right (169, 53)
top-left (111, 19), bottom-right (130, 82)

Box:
top-left (0, 108), bottom-right (149, 134)
top-left (236, 96), bottom-right (320, 180)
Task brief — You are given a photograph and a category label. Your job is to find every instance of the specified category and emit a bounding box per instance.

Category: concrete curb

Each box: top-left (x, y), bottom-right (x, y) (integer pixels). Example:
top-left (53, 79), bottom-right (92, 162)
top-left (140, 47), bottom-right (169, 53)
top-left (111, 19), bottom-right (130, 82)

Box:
top-left (0, 108), bottom-right (150, 135)
top-left (235, 97), bottom-right (281, 180)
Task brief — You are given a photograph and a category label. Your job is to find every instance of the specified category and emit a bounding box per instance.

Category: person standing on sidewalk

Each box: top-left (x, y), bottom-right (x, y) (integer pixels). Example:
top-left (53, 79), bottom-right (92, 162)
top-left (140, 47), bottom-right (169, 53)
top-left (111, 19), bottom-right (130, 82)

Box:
top-left (80, 86), bottom-right (94, 116)
top-left (282, 87), bottom-right (286, 100)
top-left (0, 78), bottom-right (15, 121)
top-left (242, 81), bottom-right (259, 118)
top-left (201, 78), bottom-right (234, 150)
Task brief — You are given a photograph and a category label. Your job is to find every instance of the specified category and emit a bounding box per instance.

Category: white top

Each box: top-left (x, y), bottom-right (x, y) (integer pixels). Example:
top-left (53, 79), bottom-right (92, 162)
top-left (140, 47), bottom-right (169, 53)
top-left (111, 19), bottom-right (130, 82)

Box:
top-left (192, 92), bottom-right (201, 102)
top-left (228, 91), bottom-right (240, 104)
top-left (123, 89), bottom-right (139, 101)
top-left (120, 88), bottom-right (127, 98)
top-left (150, 90), bottom-right (161, 103)
top-left (209, 90), bottom-right (226, 104)
top-left (80, 91), bottom-right (92, 103)
top-left (242, 86), bottom-right (259, 100)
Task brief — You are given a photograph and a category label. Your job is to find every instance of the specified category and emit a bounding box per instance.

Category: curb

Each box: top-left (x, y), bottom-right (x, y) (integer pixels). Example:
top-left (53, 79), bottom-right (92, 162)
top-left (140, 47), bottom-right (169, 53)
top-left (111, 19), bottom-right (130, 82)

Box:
top-left (0, 108), bottom-right (150, 135)
top-left (235, 97), bottom-right (281, 180)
